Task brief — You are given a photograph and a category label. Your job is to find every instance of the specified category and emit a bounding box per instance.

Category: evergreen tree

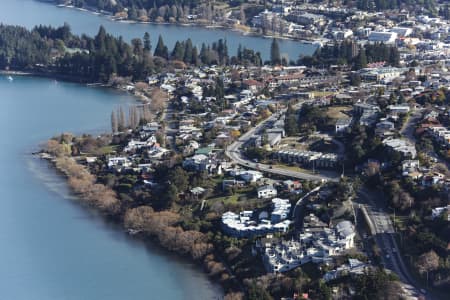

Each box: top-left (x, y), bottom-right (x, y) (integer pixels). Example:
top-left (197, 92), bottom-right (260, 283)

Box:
top-left (237, 44), bottom-right (243, 61)
top-left (94, 26), bottom-right (107, 53)
top-left (270, 38), bottom-right (281, 65)
top-left (171, 41), bottom-right (185, 61)
top-left (154, 35), bottom-right (168, 59)
top-left (191, 46), bottom-right (199, 65)
top-left (354, 48), bottom-right (367, 70)
top-left (143, 32), bottom-right (151, 53)
top-left (184, 38), bottom-right (193, 64)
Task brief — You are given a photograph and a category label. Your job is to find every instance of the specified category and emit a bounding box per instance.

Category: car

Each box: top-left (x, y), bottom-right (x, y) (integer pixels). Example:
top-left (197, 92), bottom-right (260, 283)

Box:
top-left (420, 289), bottom-right (427, 295)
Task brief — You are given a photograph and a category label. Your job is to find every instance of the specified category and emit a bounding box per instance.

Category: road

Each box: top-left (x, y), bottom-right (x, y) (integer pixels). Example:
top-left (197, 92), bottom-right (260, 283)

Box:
top-left (357, 188), bottom-right (428, 299)
top-left (401, 109), bottom-right (424, 143)
top-left (401, 108), bottom-right (450, 170)
top-left (225, 111), bottom-right (340, 183)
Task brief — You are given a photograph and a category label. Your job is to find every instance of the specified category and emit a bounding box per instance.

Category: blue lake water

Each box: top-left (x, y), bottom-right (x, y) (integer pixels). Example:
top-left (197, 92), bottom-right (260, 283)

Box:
top-left (0, 0), bottom-right (318, 61)
top-left (0, 76), bottom-right (222, 300)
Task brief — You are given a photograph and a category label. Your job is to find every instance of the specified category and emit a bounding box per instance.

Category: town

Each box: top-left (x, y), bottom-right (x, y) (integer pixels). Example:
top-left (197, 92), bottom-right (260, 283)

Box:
top-left (19, 1), bottom-right (450, 300)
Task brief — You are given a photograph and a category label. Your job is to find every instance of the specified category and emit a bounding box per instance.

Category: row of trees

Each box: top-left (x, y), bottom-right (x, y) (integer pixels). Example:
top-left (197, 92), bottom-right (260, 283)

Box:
top-left (356, 0), bottom-right (437, 12)
top-left (300, 40), bottom-right (400, 70)
top-left (0, 24), bottom-right (269, 82)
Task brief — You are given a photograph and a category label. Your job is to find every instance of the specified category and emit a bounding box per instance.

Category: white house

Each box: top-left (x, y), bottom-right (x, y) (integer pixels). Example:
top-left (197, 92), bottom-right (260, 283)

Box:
top-left (257, 185), bottom-right (278, 199)
top-left (239, 170), bottom-right (263, 183)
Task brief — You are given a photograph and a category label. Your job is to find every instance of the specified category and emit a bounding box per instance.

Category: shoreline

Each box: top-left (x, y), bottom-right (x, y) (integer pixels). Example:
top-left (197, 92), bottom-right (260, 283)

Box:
top-left (31, 153), bottom-right (224, 297)
top-left (0, 70), bottom-right (150, 103)
top-left (50, 1), bottom-right (321, 45)
top-left (36, 144), bottom-right (233, 296)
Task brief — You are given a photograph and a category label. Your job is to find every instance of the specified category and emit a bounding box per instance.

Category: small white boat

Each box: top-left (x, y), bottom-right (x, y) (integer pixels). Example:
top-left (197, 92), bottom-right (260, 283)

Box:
top-left (7, 76), bottom-right (13, 81)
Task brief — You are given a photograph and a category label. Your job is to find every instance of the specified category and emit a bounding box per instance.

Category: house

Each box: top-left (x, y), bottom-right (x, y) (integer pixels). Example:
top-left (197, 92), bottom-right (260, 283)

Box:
top-left (375, 120), bottom-right (395, 136)
top-left (368, 31), bottom-right (398, 44)
top-left (257, 185), bottom-right (278, 199)
top-left (335, 118), bottom-right (352, 133)
top-left (388, 105), bottom-right (410, 114)
top-left (108, 157), bottom-right (131, 169)
top-left (182, 154), bottom-right (212, 171)
top-left (382, 138), bottom-right (417, 158)
top-left (221, 202), bottom-right (292, 238)
top-left (431, 205), bottom-right (449, 220)
top-left (282, 180), bottom-right (302, 192)
top-left (402, 160), bottom-right (420, 178)
top-left (421, 172), bottom-right (445, 187)
top-left (190, 186), bottom-right (206, 196)
top-left (239, 170), bottom-right (263, 183)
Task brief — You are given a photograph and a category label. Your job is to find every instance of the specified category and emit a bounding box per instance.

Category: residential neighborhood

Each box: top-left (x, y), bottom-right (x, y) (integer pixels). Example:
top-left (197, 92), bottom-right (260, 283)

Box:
top-left (32, 1), bottom-right (450, 299)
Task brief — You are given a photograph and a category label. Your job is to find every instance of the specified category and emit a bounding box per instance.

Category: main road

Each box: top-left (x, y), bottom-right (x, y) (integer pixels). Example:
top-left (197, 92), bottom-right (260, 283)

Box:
top-left (224, 110), bottom-right (340, 182)
top-left (357, 188), bottom-right (428, 299)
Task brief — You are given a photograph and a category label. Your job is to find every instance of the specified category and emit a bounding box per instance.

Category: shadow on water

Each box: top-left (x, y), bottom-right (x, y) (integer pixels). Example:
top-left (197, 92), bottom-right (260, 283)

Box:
top-left (26, 154), bottom-right (224, 298)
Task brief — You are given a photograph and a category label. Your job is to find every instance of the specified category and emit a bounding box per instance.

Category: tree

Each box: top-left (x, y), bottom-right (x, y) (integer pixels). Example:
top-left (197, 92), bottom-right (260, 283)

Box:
top-left (350, 73), bottom-right (361, 86)
top-left (169, 167), bottom-right (189, 192)
top-left (184, 38), bottom-right (193, 63)
top-left (416, 250), bottom-right (440, 286)
top-left (354, 48), bottom-right (367, 70)
top-left (171, 41), bottom-right (185, 61)
top-left (270, 38), bottom-right (281, 65)
top-left (111, 110), bottom-right (118, 133)
top-left (118, 106), bottom-right (126, 131)
top-left (154, 35), bottom-right (168, 59)
top-left (128, 106), bottom-right (139, 129)
top-left (143, 32), bottom-right (151, 53)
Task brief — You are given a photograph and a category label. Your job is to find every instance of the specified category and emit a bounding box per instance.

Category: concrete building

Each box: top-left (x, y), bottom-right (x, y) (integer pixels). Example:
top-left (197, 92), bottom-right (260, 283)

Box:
top-left (368, 31), bottom-right (398, 44)
top-left (221, 199), bottom-right (292, 238)
top-left (382, 138), bottom-right (417, 158)
top-left (276, 149), bottom-right (339, 169)
top-left (261, 215), bottom-right (355, 273)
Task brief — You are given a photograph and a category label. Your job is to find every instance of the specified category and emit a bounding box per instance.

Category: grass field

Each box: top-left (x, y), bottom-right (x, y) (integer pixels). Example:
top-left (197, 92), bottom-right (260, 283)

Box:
top-left (326, 105), bottom-right (352, 119)
top-left (312, 91), bottom-right (335, 98)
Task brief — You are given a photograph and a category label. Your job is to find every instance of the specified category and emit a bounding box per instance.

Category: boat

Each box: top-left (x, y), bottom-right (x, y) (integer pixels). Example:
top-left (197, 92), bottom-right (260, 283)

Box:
top-left (7, 76), bottom-right (13, 81)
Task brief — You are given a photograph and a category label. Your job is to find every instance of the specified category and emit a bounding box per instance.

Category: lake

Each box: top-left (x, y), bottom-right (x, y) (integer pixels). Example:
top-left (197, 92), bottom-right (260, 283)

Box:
top-left (0, 76), bottom-right (222, 300)
top-left (0, 0), bottom-right (318, 61)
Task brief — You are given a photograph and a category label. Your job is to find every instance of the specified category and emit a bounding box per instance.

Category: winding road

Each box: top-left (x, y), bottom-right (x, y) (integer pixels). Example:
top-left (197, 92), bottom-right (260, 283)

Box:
top-left (224, 110), bottom-right (340, 182)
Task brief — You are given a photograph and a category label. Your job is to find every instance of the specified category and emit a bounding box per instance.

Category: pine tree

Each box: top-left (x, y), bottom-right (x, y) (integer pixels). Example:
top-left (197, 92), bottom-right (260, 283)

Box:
top-left (184, 38), bottom-right (193, 63)
top-left (171, 41), bottom-right (185, 61)
top-left (270, 38), bottom-right (281, 65)
top-left (191, 46), bottom-right (199, 65)
top-left (154, 35), bottom-right (168, 59)
top-left (95, 26), bottom-right (107, 52)
top-left (143, 32), bottom-right (151, 53)
top-left (354, 48), bottom-right (367, 70)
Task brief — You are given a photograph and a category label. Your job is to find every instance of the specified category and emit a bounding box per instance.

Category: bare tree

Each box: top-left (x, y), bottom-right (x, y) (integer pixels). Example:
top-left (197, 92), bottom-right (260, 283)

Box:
top-left (141, 104), bottom-right (152, 123)
top-left (128, 106), bottom-right (139, 129)
top-left (150, 88), bottom-right (168, 112)
top-left (416, 250), bottom-right (440, 286)
top-left (118, 106), bottom-right (126, 131)
top-left (111, 111), bottom-right (118, 133)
